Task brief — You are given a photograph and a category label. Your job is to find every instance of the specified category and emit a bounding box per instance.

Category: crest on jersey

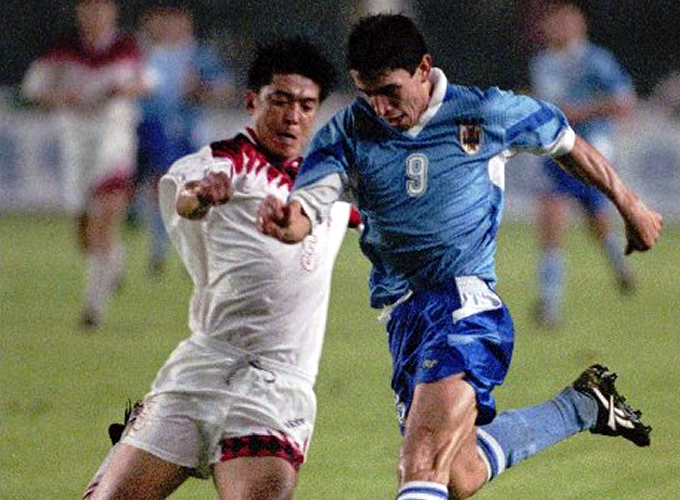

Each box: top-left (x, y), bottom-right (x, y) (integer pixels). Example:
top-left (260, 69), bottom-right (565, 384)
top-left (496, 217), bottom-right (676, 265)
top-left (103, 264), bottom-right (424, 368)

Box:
top-left (458, 119), bottom-right (483, 155)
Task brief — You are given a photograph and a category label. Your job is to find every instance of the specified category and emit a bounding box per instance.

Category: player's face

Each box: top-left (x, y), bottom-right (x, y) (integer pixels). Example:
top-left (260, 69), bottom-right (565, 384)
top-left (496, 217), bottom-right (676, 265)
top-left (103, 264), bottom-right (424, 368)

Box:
top-left (246, 74), bottom-right (321, 161)
top-left (352, 55), bottom-right (433, 131)
top-left (77, 0), bottom-right (118, 39)
top-left (540, 5), bottom-right (587, 50)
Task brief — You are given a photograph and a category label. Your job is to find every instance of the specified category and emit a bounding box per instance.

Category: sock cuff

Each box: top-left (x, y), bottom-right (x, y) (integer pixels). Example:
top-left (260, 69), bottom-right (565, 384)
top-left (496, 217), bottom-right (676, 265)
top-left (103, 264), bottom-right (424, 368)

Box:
top-left (476, 427), bottom-right (506, 480)
top-left (397, 481), bottom-right (448, 500)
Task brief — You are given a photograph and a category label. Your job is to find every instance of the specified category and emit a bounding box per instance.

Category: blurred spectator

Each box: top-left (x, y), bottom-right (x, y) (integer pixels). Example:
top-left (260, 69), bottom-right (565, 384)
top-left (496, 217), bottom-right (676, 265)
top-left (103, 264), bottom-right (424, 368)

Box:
top-left (21, 0), bottom-right (152, 329)
top-left (528, 1), bottom-right (637, 328)
top-left (132, 4), bottom-right (235, 275)
top-left (649, 60), bottom-right (680, 119)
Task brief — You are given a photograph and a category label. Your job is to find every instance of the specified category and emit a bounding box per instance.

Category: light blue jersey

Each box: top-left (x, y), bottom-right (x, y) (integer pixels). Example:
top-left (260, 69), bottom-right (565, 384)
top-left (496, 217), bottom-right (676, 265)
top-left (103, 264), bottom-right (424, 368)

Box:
top-left (530, 40), bottom-right (633, 143)
top-left (295, 69), bottom-right (573, 308)
top-left (139, 40), bottom-right (232, 172)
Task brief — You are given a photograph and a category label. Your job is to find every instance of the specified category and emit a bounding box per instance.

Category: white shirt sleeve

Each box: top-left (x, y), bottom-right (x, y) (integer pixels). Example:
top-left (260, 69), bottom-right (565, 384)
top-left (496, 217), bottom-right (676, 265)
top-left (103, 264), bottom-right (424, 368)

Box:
top-left (291, 173), bottom-right (344, 230)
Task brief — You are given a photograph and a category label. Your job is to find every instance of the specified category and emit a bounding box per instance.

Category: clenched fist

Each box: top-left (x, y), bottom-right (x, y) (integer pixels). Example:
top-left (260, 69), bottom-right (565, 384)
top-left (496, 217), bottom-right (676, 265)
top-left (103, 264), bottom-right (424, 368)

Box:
top-left (176, 170), bottom-right (233, 219)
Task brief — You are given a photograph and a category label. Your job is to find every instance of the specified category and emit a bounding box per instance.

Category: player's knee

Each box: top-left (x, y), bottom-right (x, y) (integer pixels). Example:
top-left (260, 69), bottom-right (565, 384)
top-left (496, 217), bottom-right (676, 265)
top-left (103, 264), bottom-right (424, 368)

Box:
top-left (242, 471), bottom-right (296, 500)
top-left (447, 447), bottom-right (489, 500)
top-left (447, 469), bottom-right (486, 500)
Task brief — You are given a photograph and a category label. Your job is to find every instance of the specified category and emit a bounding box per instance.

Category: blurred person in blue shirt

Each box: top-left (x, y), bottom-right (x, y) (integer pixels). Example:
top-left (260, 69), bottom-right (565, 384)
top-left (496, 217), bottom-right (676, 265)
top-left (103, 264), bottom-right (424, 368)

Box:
top-left (529, 1), bottom-right (638, 327)
top-left (134, 4), bottom-right (235, 274)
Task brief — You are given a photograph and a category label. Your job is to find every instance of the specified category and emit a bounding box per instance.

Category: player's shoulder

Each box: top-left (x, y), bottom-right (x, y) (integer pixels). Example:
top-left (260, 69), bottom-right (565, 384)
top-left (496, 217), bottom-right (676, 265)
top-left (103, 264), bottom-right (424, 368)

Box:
top-left (209, 131), bottom-right (264, 170)
top-left (529, 50), bottom-right (551, 73)
top-left (307, 100), bottom-right (375, 149)
top-left (110, 31), bottom-right (143, 58)
top-left (446, 84), bottom-right (534, 116)
top-left (210, 130), bottom-right (299, 186)
top-left (583, 40), bottom-right (617, 60)
top-left (40, 32), bottom-right (82, 61)
top-left (335, 99), bottom-right (371, 131)
top-left (165, 146), bottom-right (214, 178)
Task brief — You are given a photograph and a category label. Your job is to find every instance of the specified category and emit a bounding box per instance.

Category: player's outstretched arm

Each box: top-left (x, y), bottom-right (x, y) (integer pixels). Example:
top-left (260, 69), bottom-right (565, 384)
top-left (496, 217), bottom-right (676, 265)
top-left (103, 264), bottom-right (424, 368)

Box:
top-left (554, 136), bottom-right (663, 254)
top-left (257, 196), bottom-right (311, 244)
top-left (176, 171), bottom-right (233, 220)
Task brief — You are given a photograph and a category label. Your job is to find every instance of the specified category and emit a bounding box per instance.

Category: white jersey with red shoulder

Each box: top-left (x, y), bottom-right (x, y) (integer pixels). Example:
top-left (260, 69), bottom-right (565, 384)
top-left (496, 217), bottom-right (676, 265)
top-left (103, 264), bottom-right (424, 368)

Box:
top-left (22, 32), bottom-right (148, 120)
top-left (159, 128), bottom-right (353, 381)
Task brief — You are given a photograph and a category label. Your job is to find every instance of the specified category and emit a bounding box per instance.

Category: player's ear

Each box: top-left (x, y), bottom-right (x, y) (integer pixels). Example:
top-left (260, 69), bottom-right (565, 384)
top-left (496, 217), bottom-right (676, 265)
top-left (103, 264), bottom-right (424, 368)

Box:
top-left (417, 55), bottom-right (433, 81)
top-left (244, 89), bottom-right (258, 115)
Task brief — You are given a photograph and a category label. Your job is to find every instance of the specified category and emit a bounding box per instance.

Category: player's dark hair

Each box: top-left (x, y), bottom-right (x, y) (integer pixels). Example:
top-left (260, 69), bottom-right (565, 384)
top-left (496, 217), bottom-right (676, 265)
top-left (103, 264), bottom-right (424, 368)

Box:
top-left (247, 37), bottom-right (337, 102)
top-left (347, 13), bottom-right (428, 81)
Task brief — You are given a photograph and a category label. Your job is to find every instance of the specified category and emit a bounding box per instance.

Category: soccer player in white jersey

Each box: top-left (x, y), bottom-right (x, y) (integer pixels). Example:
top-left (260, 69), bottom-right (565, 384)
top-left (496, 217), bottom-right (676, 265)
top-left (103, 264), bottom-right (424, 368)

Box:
top-left (530, 1), bottom-right (638, 328)
top-left (22, 0), bottom-right (152, 329)
top-left (82, 38), bottom-right (359, 500)
top-left (259, 14), bottom-right (663, 500)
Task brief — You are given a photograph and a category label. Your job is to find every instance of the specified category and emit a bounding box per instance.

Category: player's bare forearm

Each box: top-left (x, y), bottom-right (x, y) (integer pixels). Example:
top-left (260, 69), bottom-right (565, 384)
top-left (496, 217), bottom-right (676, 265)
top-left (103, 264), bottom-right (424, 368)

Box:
top-left (554, 136), bottom-right (663, 253)
top-left (257, 196), bottom-right (311, 244)
top-left (176, 171), bottom-right (233, 220)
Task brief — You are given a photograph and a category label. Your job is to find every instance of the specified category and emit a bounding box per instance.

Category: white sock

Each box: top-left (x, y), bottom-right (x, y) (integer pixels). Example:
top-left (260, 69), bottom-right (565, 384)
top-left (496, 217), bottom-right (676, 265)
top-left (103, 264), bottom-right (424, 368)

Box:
top-left (396, 481), bottom-right (448, 500)
top-left (83, 245), bottom-right (124, 317)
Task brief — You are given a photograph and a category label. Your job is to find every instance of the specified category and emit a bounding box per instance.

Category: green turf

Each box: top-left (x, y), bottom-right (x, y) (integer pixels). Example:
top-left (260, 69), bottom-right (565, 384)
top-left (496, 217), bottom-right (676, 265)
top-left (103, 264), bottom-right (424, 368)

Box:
top-left (1, 213), bottom-right (678, 499)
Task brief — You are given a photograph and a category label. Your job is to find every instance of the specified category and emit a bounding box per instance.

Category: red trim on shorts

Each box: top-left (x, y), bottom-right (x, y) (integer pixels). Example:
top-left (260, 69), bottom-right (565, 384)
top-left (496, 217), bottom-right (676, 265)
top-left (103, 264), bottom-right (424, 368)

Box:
top-left (219, 434), bottom-right (304, 471)
top-left (93, 171), bottom-right (132, 198)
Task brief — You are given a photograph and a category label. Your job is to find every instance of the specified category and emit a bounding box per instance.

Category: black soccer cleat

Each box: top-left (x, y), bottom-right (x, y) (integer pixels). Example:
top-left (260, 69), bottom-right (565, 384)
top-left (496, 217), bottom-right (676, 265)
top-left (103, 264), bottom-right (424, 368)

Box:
top-left (107, 400), bottom-right (143, 446)
top-left (573, 364), bottom-right (651, 447)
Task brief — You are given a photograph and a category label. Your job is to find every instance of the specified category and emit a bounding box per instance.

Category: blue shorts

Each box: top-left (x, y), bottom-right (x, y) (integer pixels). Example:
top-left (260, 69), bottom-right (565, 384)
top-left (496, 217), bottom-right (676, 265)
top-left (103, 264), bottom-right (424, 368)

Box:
top-left (542, 158), bottom-right (607, 213)
top-left (386, 277), bottom-right (514, 433)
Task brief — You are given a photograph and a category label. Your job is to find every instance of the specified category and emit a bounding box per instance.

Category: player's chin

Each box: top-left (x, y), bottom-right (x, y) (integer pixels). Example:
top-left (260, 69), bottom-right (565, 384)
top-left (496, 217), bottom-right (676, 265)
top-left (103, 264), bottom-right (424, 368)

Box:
top-left (385, 115), bottom-right (410, 130)
top-left (276, 145), bottom-right (303, 161)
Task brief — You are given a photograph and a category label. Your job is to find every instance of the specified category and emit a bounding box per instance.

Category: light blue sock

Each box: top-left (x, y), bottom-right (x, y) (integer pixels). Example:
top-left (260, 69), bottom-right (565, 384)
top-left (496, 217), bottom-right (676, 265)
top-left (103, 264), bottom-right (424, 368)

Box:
top-left (396, 481), bottom-right (448, 500)
top-left (150, 204), bottom-right (169, 263)
top-left (603, 233), bottom-right (629, 276)
top-left (539, 248), bottom-right (564, 315)
top-left (476, 387), bottom-right (597, 480)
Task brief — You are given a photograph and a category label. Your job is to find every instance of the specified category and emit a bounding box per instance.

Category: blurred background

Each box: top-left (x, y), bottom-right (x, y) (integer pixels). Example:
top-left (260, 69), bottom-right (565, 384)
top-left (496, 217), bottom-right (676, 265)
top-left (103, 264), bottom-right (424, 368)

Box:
top-left (1, 0), bottom-right (679, 219)
top-left (3, 0), bottom-right (680, 92)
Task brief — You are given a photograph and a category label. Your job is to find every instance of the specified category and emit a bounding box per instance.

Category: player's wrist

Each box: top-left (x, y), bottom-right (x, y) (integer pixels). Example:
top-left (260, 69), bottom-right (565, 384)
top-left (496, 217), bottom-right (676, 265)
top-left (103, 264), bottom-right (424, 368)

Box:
top-left (177, 184), bottom-right (212, 219)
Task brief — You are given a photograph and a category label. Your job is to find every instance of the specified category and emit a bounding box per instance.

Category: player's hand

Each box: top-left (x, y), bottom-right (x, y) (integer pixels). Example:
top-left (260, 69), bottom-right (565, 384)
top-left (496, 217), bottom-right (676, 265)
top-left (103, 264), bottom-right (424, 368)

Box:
top-left (623, 200), bottom-right (663, 255)
top-left (257, 196), bottom-right (310, 243)
top-left (194, 171), bottom-right (233, 207)
top-left (257, 195), bottom-right (288, 237)
top-left (177, 171), bottom-right (233, 219)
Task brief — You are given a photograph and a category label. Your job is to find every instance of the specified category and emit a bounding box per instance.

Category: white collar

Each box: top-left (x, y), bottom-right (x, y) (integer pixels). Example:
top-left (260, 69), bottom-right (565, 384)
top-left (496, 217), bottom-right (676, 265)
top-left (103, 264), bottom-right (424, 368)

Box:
top-left (406, 67), bottom-right (448, 137)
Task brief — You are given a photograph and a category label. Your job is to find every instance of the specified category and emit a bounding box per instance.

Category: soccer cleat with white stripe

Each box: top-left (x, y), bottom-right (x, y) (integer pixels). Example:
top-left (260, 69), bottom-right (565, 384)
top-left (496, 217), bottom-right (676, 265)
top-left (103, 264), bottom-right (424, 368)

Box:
top-left (573, 364), bottom-right (651, 447)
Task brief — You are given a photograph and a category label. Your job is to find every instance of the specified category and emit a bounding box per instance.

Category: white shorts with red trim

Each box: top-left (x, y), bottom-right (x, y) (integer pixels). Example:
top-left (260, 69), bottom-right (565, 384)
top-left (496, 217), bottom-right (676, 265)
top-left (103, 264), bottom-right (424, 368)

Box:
top-left (121, 335), bottom-right (316, 478)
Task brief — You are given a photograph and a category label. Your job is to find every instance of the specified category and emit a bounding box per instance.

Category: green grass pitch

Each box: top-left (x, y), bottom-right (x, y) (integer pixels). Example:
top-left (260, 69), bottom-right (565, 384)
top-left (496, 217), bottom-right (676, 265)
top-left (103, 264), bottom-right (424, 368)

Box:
top-left (1, 213), bottom-right (678, 499)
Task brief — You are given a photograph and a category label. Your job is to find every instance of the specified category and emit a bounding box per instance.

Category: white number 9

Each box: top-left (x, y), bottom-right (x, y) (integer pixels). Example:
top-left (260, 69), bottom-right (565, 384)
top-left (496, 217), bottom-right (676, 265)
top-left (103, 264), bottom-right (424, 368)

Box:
top-left (406, 153), bottom-right (428, 196)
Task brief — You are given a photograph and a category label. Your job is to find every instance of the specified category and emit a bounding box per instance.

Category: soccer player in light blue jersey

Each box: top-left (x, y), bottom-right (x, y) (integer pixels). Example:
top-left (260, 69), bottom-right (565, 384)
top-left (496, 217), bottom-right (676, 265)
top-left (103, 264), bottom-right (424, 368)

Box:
top-left (258, 13), bottom-right (662, 500)
top-left (530, 1), bottom-right (638, 327)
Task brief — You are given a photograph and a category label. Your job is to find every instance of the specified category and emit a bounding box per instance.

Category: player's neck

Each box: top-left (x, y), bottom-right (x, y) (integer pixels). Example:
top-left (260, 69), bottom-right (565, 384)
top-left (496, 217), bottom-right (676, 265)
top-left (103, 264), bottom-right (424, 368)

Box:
top-left (81, 29), bottom-right (116, 52)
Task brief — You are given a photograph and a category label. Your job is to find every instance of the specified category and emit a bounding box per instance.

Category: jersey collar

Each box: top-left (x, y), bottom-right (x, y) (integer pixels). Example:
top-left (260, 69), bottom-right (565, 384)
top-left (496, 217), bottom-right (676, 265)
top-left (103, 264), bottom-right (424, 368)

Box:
top-left (406, 67), bottom-right (448, 137)
top-left (245, 127), bottom-right (301, 178)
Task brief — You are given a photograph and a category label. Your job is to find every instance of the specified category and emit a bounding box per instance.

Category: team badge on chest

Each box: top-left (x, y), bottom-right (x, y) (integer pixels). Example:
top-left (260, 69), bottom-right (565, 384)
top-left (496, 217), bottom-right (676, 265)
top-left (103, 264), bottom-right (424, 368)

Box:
top-left (457, 119), bottom-right (483, 155)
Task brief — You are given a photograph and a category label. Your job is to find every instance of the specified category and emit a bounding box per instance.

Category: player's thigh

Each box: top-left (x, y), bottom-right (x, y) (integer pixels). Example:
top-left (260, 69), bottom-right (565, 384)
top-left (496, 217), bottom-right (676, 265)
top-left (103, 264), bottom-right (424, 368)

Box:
top-left (400, 373), bottom-right (478, 482)
top-left (213, 456), bottom-right (298, 500)
top-left (537, 195), bottom-right (570, 246)
top-left (584, 206), bottom-right (611, 240)
top-left (91, 443), bottom-right (190, 500)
